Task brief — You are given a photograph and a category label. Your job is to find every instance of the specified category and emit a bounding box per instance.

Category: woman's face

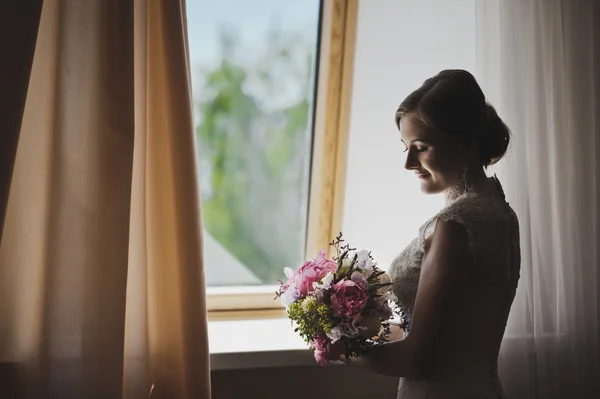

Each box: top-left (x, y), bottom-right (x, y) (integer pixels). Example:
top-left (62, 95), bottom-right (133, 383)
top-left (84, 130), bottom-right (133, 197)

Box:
top-left (400, 114), bottom-right (467, 194)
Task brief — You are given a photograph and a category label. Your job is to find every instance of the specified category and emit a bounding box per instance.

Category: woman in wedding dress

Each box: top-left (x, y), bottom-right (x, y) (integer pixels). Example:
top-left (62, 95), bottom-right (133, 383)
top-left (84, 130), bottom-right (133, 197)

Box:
top-left (352, 70), bottom-right (520, 399)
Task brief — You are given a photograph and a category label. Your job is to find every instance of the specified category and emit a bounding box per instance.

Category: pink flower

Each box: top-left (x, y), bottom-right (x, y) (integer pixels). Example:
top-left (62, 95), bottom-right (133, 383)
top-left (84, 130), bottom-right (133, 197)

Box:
top-left (278, 252), bottom-right (337, 306)
top-left (331, 279), bottom-right (368, 320)
top-left (295, 250), bottom-right (337, 297)
top-left (313, 334), bottom-right (344, 366)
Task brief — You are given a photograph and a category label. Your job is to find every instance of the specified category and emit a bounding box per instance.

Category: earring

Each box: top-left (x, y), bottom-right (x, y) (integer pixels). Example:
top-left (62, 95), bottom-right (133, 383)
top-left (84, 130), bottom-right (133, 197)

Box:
top-left (462, 163), bottom-right (469, 193)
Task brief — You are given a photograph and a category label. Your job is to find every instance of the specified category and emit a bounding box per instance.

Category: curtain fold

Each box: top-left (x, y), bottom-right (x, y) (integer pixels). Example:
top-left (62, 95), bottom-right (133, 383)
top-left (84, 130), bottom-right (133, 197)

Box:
top-left (0, 1), bottom-right (210, 398)
top-left (476, 1), bottom-right (600, 398)
top-left (124, 1), bottom-right (210, 398)
top-left (0, 1), bottom-right (43, 245)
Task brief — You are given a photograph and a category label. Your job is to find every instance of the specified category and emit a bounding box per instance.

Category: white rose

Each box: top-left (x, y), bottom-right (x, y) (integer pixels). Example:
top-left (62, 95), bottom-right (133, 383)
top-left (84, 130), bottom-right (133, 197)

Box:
top-left (313, 272), bottom-right (334, 290)
top-left (326, 325), bottom-right (343, 343)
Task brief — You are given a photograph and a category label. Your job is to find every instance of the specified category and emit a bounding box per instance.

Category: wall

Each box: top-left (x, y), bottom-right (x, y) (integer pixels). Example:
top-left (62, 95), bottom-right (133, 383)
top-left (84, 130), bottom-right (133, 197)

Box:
top-left (212, 365), bottom-right (398, 399)
top-left (212, 1), bottom-right (477, 398)
top-left (342, 0), bottom-right (477, 269)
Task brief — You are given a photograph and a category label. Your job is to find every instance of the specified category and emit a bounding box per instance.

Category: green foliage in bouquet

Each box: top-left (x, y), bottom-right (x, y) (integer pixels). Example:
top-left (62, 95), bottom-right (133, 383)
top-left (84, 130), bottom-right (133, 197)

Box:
top-left (287, 298), bottom-right (335, 343)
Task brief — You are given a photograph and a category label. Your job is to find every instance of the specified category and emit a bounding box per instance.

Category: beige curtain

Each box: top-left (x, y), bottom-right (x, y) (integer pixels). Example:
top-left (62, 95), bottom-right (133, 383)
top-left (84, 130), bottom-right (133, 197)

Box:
top-left (0, 1), bottom-right (43, 245)
top-left (0, 1), bottom-right (211, 398)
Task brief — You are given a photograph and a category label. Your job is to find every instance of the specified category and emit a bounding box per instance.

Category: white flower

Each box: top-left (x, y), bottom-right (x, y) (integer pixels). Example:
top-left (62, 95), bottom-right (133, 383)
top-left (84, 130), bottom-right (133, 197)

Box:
top-left (351, 249), bottom-right (376, 280)
top-left (362, 267), bottom-right (374, 280)
top-left (283, 267), bottom-right (295, 280)
top-left (355, 250), bottom-right (376, 270)
top-left (339, 257), bottom-right (353, 275)
top-left (326, 315), bottom-right (373, 343)
top-left (326, 325), bottom-right (343, 343)
top-left (312, 271), bottom-right (334, 290)
top-left (280, 288), bottom-right (298, 307)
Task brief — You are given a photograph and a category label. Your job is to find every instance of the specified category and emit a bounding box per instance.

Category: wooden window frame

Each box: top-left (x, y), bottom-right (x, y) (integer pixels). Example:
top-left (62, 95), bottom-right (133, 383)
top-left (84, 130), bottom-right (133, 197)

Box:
top-left (206, 0), bottom-right (358, 320)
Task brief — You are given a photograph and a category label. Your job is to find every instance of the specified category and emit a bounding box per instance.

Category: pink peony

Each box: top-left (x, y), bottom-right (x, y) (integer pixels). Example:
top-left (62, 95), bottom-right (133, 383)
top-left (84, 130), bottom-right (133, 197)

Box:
top-left (295, 250), bottom-right (337, 297)
top-left (331, 279), bottom-right (368, 320)
top-left (313, 334), bottom-right (344, 366)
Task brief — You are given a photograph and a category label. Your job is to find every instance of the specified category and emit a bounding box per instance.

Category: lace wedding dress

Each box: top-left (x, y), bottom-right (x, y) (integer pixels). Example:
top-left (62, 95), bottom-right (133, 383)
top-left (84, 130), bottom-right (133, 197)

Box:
top-left (389, 177), bottom-right (520, 399)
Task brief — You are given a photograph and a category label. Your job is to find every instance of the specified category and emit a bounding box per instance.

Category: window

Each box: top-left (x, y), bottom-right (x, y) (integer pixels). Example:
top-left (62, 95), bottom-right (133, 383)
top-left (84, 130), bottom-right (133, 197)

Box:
top-left (187, 0), bottom-right (357, 313)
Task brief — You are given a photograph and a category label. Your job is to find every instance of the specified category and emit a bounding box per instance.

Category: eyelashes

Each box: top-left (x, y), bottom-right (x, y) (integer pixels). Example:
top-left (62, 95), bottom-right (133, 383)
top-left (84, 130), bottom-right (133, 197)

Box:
top-left (403, 146), bottom-right (429, 153)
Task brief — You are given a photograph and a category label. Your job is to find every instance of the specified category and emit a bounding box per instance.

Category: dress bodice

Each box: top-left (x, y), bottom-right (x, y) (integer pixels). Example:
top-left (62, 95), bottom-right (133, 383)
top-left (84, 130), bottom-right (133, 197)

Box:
top-left (389, 176), bottom-right (520, 399)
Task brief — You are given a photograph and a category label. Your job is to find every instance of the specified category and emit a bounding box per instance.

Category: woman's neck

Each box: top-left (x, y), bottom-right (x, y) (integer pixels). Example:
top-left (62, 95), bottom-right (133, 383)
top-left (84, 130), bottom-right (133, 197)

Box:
top-left (466, 165), bottom-right (489, 188)
top-left (445, 165), bottom-right (489, 203)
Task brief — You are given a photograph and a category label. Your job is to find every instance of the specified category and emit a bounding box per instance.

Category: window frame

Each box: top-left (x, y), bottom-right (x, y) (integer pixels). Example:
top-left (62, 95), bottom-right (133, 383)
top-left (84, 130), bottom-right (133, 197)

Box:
top-left (205, 0), bottom-right (358, 318)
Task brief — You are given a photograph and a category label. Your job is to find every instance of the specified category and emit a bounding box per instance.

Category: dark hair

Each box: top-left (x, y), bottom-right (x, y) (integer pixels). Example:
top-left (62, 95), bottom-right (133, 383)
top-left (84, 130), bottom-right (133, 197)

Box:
top-left (396, 69), bottom-right (510, 167)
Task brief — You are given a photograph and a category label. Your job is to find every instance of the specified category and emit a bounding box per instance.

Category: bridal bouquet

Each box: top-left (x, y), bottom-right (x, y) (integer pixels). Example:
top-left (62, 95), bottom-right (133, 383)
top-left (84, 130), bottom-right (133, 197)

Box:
top-left (275, 234), bottom-right (398, 366)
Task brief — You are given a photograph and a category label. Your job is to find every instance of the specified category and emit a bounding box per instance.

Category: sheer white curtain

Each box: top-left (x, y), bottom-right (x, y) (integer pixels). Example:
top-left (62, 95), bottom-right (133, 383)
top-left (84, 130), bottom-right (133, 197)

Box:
top-left (476, 1), bottom-right (600, 398)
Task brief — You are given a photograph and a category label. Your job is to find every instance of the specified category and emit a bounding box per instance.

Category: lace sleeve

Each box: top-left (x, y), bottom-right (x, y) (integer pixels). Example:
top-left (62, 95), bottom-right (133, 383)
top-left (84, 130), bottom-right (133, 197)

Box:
top-left (419, 196), bottom-right (514, 283)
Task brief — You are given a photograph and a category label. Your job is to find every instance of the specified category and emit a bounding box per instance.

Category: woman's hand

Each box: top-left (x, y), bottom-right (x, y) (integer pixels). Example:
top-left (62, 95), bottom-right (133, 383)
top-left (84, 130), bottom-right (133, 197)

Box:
top-left (337, 353), bottom-right (365, 367)
top-left (387, 323), bottom-right (405, 342)
top-left (334, 323), bottom-right (404, 368)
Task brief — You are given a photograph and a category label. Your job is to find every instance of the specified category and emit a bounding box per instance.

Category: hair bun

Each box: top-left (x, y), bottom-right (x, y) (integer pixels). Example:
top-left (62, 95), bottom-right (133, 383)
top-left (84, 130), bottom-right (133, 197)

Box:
top-left (481, 103), bottom-right (510, 166)
top-left (396, 69), bottom-right (511, 167)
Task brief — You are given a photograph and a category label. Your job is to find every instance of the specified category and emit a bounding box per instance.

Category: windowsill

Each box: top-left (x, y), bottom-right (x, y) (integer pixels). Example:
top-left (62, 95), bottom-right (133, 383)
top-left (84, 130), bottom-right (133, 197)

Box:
top-left (207, 308), bottom-right (405, 371)
top-left (208, 317), bottom-right (318, 370)
top-left (206, 285), bottom-right (283, 311)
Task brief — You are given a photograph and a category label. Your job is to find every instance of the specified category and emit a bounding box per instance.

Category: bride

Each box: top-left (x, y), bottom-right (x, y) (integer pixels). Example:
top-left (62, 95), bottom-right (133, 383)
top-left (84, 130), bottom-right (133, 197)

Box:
top-left (350, 70), bottom-right (520, 399)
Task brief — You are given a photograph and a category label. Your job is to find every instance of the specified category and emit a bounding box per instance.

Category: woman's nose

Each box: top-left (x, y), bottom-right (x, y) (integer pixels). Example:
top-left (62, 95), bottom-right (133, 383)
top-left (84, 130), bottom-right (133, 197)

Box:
top-left (404, 149), bottom-right (419, 170)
